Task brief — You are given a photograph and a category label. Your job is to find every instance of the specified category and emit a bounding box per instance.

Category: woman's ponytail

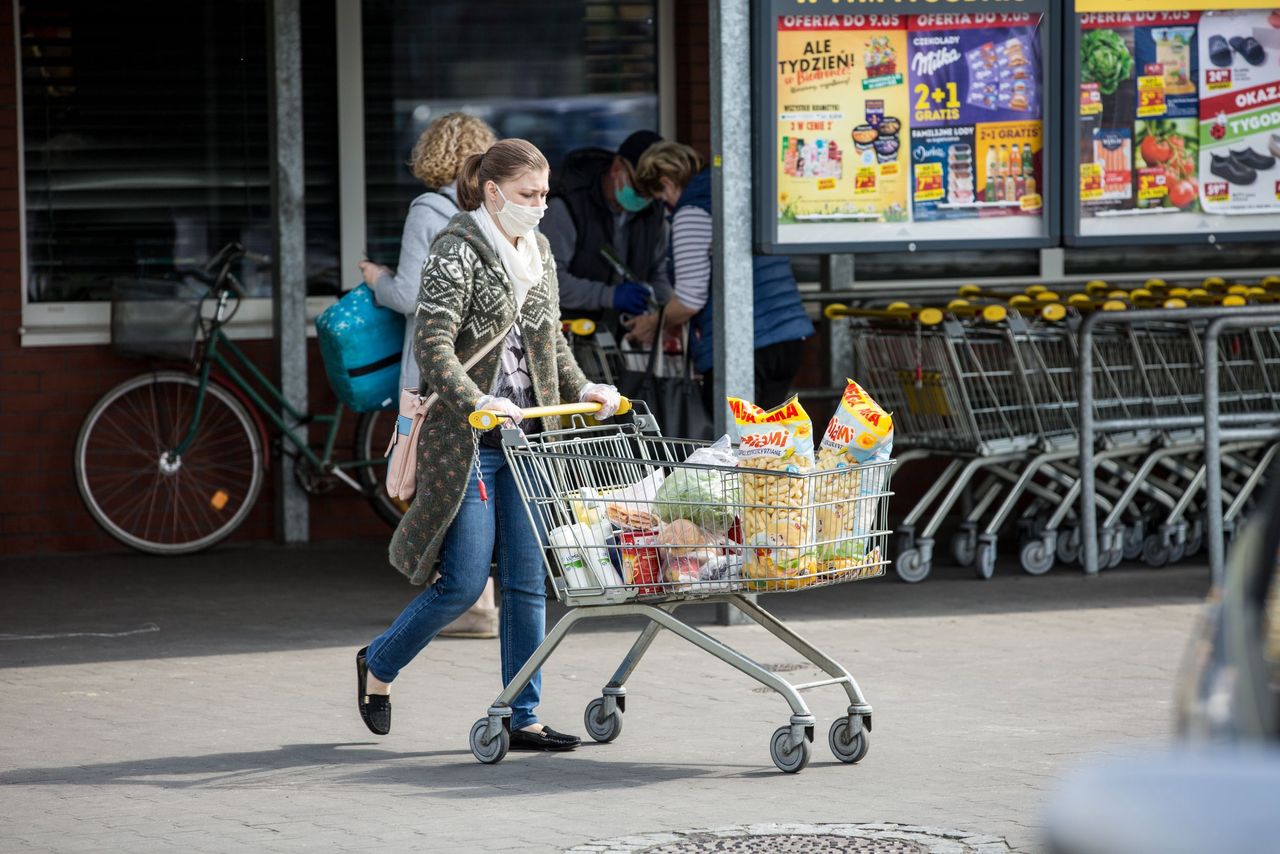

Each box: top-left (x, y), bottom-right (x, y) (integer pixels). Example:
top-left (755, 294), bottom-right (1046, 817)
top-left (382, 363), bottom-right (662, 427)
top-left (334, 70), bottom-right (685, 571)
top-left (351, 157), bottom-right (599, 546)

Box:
top-left (455, 152), bottom-right (487, 210)
top-left (453, 139), bottom-right (549, 211)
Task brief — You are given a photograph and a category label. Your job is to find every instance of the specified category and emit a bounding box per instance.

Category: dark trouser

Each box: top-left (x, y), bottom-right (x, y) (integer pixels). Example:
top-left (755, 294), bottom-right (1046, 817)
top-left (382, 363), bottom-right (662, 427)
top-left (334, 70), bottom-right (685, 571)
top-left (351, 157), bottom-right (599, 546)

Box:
top-left (700, 338), bottom-right (806, 417)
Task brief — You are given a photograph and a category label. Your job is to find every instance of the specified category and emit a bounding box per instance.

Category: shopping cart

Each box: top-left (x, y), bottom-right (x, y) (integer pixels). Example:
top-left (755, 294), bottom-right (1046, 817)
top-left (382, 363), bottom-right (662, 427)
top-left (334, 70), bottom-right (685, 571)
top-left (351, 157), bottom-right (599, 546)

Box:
top-left (828, 278), bottom-right (1280, 581)
top-left (464, 400), bottom-right (895, 773)
top-left (562, 317), bottom-right (625, 385)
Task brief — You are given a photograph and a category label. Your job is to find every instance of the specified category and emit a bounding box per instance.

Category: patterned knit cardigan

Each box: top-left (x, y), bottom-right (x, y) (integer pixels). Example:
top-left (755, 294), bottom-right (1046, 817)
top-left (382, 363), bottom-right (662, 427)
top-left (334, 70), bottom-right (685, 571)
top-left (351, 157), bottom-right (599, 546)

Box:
top-left (389, 212), bottom-right (589, 584)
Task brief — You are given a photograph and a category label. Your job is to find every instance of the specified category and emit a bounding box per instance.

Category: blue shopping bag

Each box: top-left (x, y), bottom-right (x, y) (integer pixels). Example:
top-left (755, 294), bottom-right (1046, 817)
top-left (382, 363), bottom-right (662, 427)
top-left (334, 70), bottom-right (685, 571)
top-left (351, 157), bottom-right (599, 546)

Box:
top-left (316, 284), bottom-right (405, 412)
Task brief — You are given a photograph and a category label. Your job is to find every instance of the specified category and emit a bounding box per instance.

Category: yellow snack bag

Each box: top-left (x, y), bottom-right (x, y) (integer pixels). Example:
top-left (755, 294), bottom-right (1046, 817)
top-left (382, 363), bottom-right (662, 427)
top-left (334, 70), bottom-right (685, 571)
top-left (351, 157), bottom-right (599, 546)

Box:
top-left (729, 396), bottom-right (818, 588)
top-left (815, 380), bottom-right (894, 577)
top-left (819, 379), bottom-right (893, 464)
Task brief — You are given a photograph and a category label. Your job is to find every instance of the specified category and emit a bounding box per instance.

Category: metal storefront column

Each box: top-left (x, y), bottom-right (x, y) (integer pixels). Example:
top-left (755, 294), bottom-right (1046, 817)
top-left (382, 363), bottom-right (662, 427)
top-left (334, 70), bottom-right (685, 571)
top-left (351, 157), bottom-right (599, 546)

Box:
top-left (710, 0), bottom-right (754, 625)
top-left (268, 0), bottom-right (309, 543)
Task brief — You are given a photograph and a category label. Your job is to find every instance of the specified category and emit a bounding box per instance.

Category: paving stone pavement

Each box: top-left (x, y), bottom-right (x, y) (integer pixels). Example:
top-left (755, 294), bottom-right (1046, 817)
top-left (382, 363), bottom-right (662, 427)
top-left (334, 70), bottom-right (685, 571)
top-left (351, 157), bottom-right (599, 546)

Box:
top-left (0, 543), bottom-right (1209, 853)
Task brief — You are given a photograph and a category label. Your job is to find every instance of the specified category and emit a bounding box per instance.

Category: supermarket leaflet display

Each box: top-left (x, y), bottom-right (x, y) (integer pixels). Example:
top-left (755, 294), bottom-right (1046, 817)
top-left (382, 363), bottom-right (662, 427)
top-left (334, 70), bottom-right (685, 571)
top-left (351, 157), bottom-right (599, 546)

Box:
top-left (1071, 4), bottom-right (1279, 243)
top-left (1198, 9), bottom-right (1280, 215)
top-left (774, 15), bottom-right (911, 230)
top-left (907, 12), bottom-right (1045, 223)
top-left (762, 1), bottom-right (1055, 252)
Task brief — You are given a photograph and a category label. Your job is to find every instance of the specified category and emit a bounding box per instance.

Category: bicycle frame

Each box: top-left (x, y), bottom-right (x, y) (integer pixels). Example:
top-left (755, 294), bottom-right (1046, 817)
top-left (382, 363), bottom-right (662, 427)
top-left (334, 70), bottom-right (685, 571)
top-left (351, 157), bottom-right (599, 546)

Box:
top-left (171, 291), bottom-right (376, 493)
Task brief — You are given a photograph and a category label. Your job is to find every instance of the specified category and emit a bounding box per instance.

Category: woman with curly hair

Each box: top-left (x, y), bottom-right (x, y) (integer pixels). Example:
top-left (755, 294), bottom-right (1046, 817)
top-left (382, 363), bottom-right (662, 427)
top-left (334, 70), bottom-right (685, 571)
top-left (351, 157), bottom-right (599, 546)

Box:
top-left (359, 112), bottom-right (498, 395)
top-left (358, 112), bottom-right (499, 638)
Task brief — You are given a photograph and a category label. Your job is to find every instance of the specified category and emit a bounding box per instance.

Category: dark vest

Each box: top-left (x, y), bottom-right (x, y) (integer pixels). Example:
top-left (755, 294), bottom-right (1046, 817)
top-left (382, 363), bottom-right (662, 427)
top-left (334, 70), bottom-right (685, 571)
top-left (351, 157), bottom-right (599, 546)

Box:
top-left (551, 148), bottom-right (664, 287)
top-left (672, 168), bottom-right (814, 374)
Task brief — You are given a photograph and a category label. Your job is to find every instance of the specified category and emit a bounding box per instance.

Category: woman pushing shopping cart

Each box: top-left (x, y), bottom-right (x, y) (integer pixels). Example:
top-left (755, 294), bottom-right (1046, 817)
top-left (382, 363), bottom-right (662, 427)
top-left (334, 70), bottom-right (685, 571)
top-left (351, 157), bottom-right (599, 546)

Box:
top-left (466, 382), bottom-right (895, 773)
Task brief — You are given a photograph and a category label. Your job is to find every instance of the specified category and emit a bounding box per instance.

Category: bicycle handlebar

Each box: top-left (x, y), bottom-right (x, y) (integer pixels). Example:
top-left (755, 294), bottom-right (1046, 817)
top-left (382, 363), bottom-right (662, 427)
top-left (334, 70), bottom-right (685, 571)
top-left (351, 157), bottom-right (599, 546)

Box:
top-left (468, 398), bottom-right (634, 431)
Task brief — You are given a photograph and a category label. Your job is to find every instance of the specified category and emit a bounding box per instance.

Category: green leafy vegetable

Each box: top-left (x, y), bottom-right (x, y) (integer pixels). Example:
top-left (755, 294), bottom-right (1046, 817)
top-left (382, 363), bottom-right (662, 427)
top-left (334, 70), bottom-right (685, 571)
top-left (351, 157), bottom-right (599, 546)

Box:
top-left (1081, 29), bottom-right (1133, 96)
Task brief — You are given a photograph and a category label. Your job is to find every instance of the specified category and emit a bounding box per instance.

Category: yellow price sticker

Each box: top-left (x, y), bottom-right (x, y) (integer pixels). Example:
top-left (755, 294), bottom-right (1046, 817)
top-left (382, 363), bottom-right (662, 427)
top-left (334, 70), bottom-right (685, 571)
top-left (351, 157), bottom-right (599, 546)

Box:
top-left (1138, 170), bottom-right (1168, 202)
top-left (880, 162), bottom-right (899, 177)
top-left (1080, 163), bottom-right (1103, 201)
top-left (854, 167), bottom-right (878, 196)
top-left (817, 178), bottom-right (837, 191)
top-left (1019, 193), bottom-right (1043, 212)
top-left (1137, 75), bottom-right (1167, 118)
top-left (915, 162), bottom-right (943, 202)
top-left (1080, 83), bottom-right (1103, 117)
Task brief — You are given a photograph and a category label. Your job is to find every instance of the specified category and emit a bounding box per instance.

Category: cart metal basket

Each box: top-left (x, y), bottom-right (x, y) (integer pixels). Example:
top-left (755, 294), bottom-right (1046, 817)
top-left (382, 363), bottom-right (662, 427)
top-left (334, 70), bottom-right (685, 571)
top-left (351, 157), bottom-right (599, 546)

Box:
top-left (466, 402), bottom-right (894, 773)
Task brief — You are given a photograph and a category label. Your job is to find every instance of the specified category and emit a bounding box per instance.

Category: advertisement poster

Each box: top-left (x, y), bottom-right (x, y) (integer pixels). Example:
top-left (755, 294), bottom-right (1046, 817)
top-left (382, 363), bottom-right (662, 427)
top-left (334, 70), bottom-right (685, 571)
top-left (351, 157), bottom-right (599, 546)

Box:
top-left (906, 13), bottom-right (1045, 222)
top-left (1077, 11), bottom-right (1204, 220)
top-left (775, 16), bottom-right (910, 226)
top-left (1197, 9), bottom-right (1280, 214)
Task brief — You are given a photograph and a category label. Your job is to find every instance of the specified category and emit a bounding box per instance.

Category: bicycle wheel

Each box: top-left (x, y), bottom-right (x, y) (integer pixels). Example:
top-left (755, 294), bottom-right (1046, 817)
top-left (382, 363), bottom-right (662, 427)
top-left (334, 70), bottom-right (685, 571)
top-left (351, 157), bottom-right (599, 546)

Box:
top-left (75, 371), bottom-right (264, 554)
top-left (354, 408), bottom-right (408, 528)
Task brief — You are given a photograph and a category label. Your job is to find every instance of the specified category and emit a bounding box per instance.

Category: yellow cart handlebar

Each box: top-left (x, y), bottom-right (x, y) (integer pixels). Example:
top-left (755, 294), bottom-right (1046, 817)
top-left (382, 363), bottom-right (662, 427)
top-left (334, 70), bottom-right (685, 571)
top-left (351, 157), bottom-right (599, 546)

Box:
top-left (468, 397), bottom-right (634, 431)
top-left (824, 303), bottom-right (946, 326)
top-left (561, 318), bottom-right (597, 336)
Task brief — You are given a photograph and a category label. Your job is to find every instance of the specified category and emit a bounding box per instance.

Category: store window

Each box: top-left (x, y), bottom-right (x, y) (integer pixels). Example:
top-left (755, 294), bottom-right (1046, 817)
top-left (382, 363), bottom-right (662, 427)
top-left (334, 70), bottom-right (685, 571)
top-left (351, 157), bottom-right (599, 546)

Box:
top-left (360, 0), bottom-right (660, 263)
top-left (20, 1), bottom-right (339, 303)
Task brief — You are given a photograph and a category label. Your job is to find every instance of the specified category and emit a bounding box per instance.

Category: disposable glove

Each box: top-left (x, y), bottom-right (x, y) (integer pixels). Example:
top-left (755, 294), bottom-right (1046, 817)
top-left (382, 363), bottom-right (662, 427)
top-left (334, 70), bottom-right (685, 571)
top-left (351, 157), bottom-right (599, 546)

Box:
top-left (611, 281), bottom-right (650, 316)
top-left (475, 395), bottom-right (524, 425)
top-left (579, 383), bottom-right (622, 420)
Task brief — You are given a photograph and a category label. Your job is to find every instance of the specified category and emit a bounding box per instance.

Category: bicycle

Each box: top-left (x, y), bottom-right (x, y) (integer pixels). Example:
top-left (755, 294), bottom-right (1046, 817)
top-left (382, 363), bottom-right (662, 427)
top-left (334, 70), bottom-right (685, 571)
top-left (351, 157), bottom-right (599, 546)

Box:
top-left (75, 243), bottom-right (402, 555)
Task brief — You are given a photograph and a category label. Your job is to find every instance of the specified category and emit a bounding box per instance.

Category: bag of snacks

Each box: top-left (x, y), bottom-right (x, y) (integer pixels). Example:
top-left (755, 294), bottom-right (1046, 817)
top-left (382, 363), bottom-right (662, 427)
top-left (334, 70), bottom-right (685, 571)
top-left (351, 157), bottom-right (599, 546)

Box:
top-left (729, 395), bottom-right (820, 589)
top-left (815, 380), bottom-right (894, 575)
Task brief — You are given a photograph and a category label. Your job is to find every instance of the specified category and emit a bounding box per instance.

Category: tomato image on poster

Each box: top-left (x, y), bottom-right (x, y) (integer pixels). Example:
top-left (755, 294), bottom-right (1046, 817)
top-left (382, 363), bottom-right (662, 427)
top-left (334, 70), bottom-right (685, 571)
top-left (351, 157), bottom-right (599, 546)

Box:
top-left (776, 15), bottom-right (910, 225)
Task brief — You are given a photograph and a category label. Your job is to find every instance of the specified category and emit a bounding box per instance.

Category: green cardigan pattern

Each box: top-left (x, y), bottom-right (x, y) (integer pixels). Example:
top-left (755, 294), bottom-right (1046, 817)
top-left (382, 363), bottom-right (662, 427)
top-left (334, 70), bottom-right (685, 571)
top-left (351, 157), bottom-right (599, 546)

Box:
top-left (389, 212), bottom-right (589, 585)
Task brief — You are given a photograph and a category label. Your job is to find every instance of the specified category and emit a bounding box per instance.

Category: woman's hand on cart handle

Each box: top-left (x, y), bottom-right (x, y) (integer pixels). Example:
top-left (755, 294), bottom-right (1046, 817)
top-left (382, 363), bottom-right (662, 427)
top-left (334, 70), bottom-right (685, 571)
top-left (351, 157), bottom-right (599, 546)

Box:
top-left (472, 396), bottom-right (524, 431)
top-left (468, 397), bottom-right (633, 431)
top-left (579, 383), bottom-right (623, 420)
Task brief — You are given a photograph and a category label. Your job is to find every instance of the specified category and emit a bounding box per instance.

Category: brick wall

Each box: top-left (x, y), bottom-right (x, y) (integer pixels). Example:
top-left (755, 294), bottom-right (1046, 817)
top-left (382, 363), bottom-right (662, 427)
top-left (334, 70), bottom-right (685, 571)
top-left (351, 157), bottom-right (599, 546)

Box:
top-left (674, 2), bottom-right (710, 159)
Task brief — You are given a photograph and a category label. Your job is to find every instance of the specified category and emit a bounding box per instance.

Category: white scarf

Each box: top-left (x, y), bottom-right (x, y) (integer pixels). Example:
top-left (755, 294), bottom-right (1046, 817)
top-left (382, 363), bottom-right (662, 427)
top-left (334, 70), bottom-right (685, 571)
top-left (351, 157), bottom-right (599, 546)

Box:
top-left (474, 204), bottom-right (542, 310)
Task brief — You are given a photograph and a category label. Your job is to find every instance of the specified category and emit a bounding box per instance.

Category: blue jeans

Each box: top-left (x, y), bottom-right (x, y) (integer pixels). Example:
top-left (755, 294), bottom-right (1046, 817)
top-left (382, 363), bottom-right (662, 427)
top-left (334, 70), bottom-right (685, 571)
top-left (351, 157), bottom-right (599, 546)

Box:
top-left (366, 445), bottom-right (546, 730)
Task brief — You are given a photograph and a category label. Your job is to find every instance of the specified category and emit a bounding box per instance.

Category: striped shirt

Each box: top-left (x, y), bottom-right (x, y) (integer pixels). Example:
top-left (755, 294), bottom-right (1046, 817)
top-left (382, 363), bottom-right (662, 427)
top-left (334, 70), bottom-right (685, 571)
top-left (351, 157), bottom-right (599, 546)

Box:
top-left (671, 206), bottom-right (713, 312)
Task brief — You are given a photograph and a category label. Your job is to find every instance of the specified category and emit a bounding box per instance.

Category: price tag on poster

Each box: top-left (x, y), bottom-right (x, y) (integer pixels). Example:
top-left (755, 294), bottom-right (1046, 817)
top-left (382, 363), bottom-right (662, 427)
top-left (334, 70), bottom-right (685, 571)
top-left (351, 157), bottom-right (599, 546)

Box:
top-left (755, 0), bottom-right (1056, 254)
top-left (1067, 1), bottom-right (1280, 245)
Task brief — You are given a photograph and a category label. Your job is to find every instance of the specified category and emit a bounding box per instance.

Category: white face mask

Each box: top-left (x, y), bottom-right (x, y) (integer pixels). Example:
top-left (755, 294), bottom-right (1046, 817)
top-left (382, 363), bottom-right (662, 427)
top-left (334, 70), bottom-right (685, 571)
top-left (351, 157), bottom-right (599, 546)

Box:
top-left (492, 185), bottom-right (546, 236)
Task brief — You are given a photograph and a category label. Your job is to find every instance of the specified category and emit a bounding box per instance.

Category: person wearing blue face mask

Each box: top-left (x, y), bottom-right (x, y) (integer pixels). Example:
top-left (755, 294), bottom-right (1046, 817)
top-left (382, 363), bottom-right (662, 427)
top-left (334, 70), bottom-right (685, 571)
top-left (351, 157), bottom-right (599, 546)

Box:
top-left (542, 130), bottom-right (672, 322)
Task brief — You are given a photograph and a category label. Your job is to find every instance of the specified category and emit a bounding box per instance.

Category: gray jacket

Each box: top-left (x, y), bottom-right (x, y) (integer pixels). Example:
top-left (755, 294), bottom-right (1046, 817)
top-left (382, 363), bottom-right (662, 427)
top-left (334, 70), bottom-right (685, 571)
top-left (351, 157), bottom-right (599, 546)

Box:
top-left (371, 184), bottom-right (461, 392)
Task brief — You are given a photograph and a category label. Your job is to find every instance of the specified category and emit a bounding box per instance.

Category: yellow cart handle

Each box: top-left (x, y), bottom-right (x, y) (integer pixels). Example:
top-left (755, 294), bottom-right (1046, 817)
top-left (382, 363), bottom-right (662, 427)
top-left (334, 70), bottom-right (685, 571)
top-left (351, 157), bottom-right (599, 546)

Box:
top-left (468, 397), bottom-right (633, 431)
top-left (561, 318), bottom-right (597, 336)
top-left (825, 303), bottom-right (945, 326)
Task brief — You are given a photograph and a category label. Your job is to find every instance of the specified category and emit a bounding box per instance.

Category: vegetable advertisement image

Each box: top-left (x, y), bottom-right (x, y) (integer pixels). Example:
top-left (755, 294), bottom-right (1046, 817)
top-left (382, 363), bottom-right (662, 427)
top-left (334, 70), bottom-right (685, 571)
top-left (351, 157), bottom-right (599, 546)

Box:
top-left (1081, 29), bottom-right (1134, 96)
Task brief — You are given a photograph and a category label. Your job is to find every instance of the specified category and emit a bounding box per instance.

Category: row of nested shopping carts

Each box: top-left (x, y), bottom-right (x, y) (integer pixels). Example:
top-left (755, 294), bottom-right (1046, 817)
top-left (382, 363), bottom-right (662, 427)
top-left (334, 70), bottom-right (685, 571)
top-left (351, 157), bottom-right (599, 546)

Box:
top-left (827, 276), bottom-right (1280, 583)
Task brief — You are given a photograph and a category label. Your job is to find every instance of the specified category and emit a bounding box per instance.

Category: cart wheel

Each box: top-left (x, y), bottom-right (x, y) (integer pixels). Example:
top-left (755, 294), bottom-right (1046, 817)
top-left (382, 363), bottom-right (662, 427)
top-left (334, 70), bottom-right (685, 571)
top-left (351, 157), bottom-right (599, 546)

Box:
top-left (1056, 527), bottom-right (1082, 565)
top-left (895, 549), bottom-right (929, 583)
top-left (769, 726), bottom-right (812, 774)
top-left (1122, 524), bottom-right (1145, 561)
top-left (950, 530), bottom-right (976, 567)
top-left (1106, 546), bottom-right (1126, 569)
top-left (583, 697), bottom-right (623, 743)
top-left (1168, 540), bottom-right (1186, 564)
top-left (828, 718), bottom-right (869, 764)
top-left (1141, 534), bottom-right (1171, 568)
top-left (975, 542), bottom-right (997, 580)
top-left (1019, 539), bottom-right (1054, 576)
top-left (469, 718), bottom-right (510, 765)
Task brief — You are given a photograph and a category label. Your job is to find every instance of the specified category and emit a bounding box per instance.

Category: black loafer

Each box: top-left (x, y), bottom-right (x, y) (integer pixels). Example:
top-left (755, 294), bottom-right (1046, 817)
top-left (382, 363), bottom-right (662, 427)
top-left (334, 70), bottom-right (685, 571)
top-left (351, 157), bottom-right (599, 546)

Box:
top-left (510, 726), bottom-right (581, 752)
top-left (356, 647), bottom-right (391, 736)
top-left (1211, 153), bottom-right (1257, 186)
top-left (1231, 147), bottom-right (1277, 171)
top-left (1230, 36), bottom-right (1266, 67)
top-left (1209, 35), bottom-right (1232, 68)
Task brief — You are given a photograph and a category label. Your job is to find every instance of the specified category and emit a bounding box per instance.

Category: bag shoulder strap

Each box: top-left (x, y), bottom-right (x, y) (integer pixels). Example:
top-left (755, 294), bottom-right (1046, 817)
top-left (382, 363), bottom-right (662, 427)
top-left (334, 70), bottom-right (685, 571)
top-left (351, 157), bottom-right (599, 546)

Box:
top-left (416, 276), bottom-right (535, 406)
